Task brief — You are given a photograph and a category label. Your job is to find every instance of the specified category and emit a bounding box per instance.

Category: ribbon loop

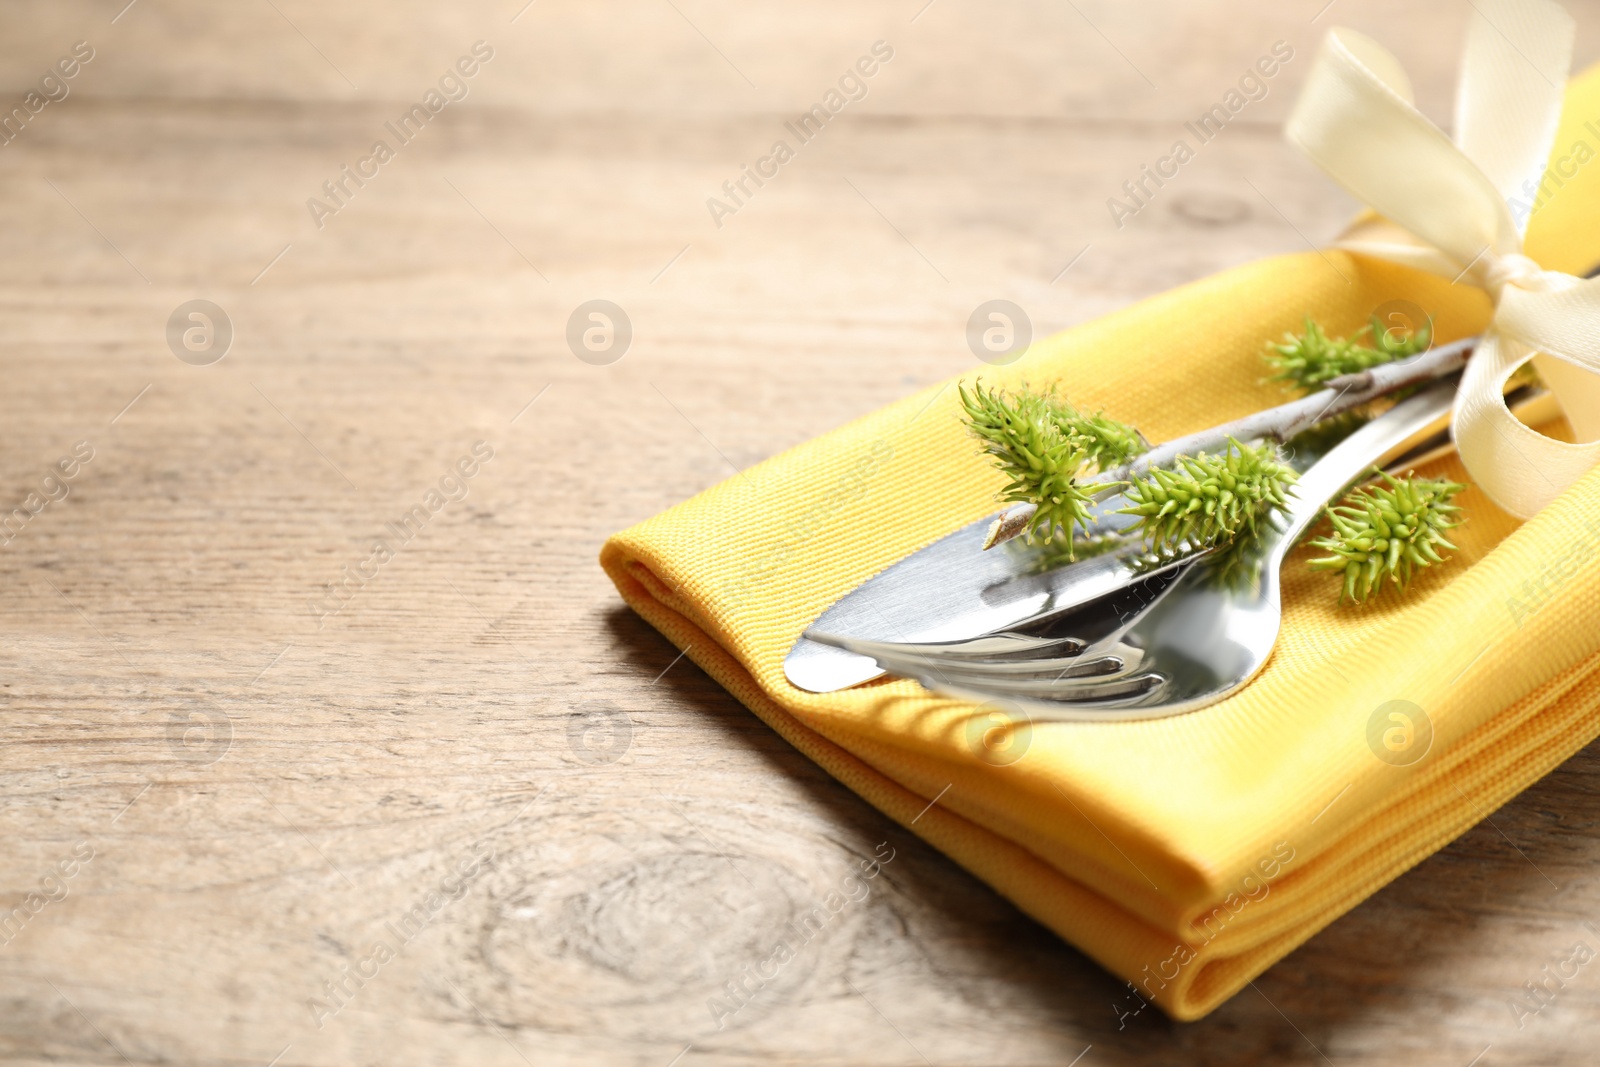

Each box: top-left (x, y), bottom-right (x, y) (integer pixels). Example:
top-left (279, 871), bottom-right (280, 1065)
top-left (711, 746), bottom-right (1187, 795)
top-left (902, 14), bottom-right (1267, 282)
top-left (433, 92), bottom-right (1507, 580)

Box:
top-left (1455, 0), bottom-right (1573, 211)
top-left (1288, 0), bottom-right (1600, 519)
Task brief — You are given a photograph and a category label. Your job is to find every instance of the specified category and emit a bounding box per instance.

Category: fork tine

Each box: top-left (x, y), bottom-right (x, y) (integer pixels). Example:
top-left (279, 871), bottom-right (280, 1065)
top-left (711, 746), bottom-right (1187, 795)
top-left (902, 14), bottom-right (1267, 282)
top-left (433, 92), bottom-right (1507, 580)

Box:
top-left (807, 627), bottom-right (1168, 707)
top-left (874, 648), bottom-right (1139, 685)
top-left (804, 629), bottom-right (1088, 663)
top-left (802, 630), bottom-right (1100, 683)
top-left (880, 649), bottom-right (1138, 680)
top-left (916, 669), bottom-right (1167, 707)
top-left (807, 628), bottom-right (1148, 686)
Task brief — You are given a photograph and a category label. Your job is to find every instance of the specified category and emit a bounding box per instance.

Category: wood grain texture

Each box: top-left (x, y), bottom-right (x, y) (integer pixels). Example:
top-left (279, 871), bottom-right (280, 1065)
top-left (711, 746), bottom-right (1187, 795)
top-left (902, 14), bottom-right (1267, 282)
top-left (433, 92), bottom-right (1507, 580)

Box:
top-left (3, 1), bottom-right (1600, 1063)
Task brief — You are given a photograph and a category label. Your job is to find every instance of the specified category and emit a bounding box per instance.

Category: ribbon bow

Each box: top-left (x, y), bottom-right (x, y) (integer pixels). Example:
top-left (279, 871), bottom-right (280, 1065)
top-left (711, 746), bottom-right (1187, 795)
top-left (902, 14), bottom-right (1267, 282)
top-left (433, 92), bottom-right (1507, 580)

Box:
top-left (1288, 0), bottom-right (1600, 518)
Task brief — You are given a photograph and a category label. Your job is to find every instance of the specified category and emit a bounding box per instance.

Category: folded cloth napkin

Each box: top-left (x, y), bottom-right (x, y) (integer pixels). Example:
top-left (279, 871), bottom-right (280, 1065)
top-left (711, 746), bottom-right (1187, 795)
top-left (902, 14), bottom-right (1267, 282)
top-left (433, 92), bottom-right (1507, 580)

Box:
top-left (601, 63), bottom-right (1600, 1020)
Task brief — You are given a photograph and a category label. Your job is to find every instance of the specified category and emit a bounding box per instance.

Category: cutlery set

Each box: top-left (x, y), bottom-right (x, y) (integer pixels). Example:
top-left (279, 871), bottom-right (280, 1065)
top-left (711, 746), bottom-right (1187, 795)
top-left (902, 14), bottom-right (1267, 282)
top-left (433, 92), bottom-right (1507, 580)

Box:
top-left (787, 342), bottom-right (1554, 721)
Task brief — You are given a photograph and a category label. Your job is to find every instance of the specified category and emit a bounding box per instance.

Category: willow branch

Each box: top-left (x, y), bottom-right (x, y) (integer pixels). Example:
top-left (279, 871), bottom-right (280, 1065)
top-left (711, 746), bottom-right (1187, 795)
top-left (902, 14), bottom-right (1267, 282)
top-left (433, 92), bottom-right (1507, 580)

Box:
top-left (981, 336), bottom-right (1476, 550)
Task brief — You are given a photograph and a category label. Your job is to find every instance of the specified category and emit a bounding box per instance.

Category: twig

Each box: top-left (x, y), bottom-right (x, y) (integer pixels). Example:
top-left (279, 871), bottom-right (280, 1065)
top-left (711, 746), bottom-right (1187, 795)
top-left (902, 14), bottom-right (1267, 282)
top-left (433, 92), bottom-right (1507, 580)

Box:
top-left (981, 336), bottom-right (1476, 550)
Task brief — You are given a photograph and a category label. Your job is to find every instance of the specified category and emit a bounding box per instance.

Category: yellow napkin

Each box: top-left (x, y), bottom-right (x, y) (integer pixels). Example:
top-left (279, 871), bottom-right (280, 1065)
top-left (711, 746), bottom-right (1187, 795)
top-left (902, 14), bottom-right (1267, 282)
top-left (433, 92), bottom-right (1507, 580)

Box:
top-left (601, 64), bottom-right (1600, 1019)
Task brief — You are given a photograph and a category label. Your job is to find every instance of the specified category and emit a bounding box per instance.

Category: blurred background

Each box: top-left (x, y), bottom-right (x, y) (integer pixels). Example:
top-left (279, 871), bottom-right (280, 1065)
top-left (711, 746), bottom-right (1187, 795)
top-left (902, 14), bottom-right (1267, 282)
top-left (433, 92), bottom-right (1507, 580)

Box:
top-left (4, 1), bottom-right (1600, 1065)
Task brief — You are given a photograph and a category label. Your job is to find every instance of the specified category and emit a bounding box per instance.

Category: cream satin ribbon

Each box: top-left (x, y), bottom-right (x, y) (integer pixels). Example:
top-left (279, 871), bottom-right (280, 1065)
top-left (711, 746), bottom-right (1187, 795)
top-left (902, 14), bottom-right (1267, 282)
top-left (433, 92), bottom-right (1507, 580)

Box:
top-left (1287, 0), bottom-right (1600, 518)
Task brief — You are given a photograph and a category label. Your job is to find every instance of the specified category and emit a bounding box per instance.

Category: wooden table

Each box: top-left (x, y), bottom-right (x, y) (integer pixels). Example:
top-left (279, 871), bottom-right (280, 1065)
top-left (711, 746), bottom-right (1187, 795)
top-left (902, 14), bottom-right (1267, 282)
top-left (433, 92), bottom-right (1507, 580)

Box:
top-left (5, 1), bottom-right (1600, 1063)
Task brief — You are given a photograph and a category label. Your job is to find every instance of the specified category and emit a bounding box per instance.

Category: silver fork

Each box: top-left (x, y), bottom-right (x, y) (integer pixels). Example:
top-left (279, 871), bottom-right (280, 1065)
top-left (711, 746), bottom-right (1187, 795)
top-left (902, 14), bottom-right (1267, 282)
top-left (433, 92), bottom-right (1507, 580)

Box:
top-left (808, 377), bottom-right (1506, 720)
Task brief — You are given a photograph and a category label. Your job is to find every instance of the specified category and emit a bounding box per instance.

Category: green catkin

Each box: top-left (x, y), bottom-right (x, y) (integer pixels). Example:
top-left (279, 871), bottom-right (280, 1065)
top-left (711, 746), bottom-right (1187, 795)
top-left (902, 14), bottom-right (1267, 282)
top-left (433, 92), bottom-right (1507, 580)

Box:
top-left (959, 383), bottom-right (1144, 554)
top-left (1267, 315), bottom-right (1432, 392)
top-left (1308, 471), bottom-right (1464, 603)
top-left (1116, 438), bottom-right (1297, 553)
